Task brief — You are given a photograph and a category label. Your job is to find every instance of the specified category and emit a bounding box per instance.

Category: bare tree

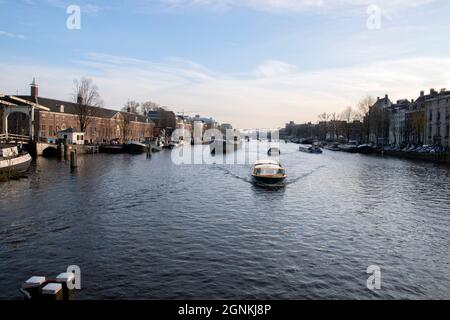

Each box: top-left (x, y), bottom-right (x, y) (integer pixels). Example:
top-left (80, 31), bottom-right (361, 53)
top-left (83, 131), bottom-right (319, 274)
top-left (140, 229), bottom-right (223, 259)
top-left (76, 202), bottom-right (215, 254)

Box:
top-left (340, 106), bottom-right (355, 141)
top-left (119, 114), bottom-right (131, 143)
top-left (140, 101), bottom-right (163, 115)
top-left (411, 111), bottom-right (426, 145)
top-left (122, 100), bottom-right (140, 114)
top-left (317, 113), bottom-right (330, 141)
top-left (357, 95), bottom-right (376, 143)
top-left (72, 78), bottom-right (103, 133)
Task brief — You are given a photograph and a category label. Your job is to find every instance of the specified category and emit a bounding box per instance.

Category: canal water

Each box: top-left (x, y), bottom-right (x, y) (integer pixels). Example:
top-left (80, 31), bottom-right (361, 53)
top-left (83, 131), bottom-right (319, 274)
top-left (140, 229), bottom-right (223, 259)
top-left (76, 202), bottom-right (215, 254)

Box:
top-left (1, 142), bottom-right (449, 299)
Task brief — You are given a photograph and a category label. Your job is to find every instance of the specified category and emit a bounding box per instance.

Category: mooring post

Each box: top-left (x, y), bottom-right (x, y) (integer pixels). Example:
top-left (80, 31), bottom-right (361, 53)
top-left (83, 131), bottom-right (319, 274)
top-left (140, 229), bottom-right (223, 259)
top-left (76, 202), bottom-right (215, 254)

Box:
top-left (41, 283), bottom-right (63, 301)
top-left (56, 272), bottom-right (75, 301)
top-left (57, 143), bottom-right (64, 159)
top-left (21, 276), bottom-right (46, 300)
top-left (70, 149), bottom-right (77, 169)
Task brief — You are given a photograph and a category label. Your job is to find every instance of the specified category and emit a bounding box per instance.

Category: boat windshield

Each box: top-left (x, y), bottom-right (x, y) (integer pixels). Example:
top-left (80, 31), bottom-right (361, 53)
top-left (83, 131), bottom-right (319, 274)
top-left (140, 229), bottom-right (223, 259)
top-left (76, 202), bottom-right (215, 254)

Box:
top-left (255, 168), bottom-right (285, 175)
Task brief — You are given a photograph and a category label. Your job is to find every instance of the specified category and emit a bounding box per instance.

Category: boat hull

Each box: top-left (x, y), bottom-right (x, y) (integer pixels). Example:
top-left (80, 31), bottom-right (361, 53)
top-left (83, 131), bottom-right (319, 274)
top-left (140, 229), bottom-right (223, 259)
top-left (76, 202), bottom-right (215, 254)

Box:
top-left (252, 175), bottom-right (286, 185)
top-left (299, 147), bottom-right (322, 154)
top-left (357, 145), bottom-right (375, 154)
top-left (339, 145), bottom-right (358, 153)
top-left (0, 153), bottom-right (32, 173)
top-left (128, 143), bottom-right (148, 154)
top-left (100, 145), bottom-right (127, 154)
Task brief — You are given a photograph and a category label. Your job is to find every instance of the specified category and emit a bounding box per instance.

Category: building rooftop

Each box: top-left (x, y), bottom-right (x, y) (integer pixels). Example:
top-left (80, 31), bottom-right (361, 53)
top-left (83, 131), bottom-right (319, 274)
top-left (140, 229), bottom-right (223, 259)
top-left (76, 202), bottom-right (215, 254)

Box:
top-left (8, 95), bottom-right (151, 124)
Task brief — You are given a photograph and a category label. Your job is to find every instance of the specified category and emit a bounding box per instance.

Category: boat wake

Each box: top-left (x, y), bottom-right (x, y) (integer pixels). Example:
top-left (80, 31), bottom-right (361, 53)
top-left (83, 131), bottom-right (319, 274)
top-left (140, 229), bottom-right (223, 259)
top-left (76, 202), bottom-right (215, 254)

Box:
top-left (212, 164), bottom-right (327, 187)
top-left (211, 165), bottom-right (253, 184)
top-left (285, 165), bottom-right (327, 186)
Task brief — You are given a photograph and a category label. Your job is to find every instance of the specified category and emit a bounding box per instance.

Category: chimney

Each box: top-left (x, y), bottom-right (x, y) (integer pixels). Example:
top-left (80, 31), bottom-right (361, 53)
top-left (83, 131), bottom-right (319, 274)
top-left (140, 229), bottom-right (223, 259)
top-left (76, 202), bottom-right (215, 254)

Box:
top-left (430, 88), bottom-right (436, 95)
top-left (30, 77), bottom-right (39, 97)
top-left (385, 94), bottom-right (389, 100)
top-left (420, 90), bottom-right (424, 97)
top-left (377, 97), bottom-right (380, 101)
top-left (77, 94), bottom-right (83, 104)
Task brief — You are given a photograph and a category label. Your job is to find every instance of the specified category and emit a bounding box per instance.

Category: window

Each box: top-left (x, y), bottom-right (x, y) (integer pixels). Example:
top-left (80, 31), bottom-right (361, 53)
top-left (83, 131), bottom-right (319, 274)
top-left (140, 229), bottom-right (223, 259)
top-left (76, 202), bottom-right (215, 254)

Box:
top-left (437, 111), bottom-right (441, 121)
top-left (447, 125), bottom-right (450, 138)
top-left (429, 110), bottom-right (433, 121)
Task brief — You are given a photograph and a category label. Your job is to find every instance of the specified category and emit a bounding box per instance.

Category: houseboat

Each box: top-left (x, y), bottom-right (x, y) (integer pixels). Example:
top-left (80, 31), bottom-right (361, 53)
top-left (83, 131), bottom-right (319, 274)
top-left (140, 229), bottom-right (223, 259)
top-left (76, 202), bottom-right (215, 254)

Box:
top-left (127, 141), bottom-right (148, 154)
top-left (324, 143), bottom-right (341, 152)
top-left (339, 141), bottom-right (358, 153)
top-left (357, 144), bottom-right (376, 154)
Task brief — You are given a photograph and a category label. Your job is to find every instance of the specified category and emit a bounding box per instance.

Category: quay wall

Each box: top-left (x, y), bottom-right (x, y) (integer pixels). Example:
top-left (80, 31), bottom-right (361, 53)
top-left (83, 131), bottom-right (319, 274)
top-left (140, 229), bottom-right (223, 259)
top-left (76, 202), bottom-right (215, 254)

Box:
top-left (382, 150), bottom-right (450, 164)
top-left (27, 142), bottom-right (95, 157)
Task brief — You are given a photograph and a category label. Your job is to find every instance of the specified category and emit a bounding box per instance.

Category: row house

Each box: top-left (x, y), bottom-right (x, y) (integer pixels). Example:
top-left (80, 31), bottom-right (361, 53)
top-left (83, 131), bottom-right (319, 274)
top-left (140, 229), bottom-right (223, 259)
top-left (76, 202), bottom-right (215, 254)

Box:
top-left (424, 89), bottom-right (450, 148)
top-left (364, 94), bottom-right (393, 146)
top-left (388, 99), bottom-right (411, 146)
top-left (383, 89), bottom-right (449, 148)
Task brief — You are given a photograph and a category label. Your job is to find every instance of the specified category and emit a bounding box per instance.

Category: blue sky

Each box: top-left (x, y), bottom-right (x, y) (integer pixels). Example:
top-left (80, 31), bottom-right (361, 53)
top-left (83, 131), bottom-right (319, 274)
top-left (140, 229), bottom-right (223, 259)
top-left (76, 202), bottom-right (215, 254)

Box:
top-left (1, 0), bottom-right (450, 128)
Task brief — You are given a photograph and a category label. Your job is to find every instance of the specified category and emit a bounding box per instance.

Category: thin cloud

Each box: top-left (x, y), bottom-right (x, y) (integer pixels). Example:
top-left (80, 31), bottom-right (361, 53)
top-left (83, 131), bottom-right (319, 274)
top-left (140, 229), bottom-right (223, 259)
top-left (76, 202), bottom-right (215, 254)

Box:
top-left (1, 52), bottom-right (449, 128)
top-left (159, 0), bottom-right (434, 13)
top-left (0, 30), bottom-right (26, 39)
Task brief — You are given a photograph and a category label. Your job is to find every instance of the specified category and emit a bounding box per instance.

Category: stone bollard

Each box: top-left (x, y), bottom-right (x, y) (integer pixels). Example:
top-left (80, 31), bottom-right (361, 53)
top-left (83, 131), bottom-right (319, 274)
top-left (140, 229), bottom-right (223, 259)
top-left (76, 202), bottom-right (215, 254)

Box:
top-left (42, 283), bottom-right (63, 301)
top-left (56, 272), bottom-right (75, 301)
top-left (70, 149), bottom-right (78, 169)
top-left (21, 276), bottom-right (46, 300)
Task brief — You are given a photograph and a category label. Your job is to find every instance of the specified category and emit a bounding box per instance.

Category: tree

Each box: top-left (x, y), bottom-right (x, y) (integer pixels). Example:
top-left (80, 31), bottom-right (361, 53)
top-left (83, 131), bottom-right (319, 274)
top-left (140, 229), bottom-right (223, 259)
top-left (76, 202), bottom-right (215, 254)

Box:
top-left (122, 100), bottom-right (140, 114)
top-left (317, 113), bottom-right (330, 140)
top-left (140, 101), bottom-right (164, 115)
top-left (72, 78), bottom-right (103, 133)
top-left (340, 106), bottom-right (355, 141)
top-left (119, 113), bottom-right (131, 143)
top-left (357, 96), bottom-right (376, 143)
top-left (411, 111), bottom-right (426, 145)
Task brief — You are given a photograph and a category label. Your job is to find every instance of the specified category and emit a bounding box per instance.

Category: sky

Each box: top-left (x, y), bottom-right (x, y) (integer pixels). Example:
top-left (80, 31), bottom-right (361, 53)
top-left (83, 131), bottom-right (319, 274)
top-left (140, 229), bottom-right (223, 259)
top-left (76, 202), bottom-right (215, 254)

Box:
top-left (1, 0), bottom-right (450, 128)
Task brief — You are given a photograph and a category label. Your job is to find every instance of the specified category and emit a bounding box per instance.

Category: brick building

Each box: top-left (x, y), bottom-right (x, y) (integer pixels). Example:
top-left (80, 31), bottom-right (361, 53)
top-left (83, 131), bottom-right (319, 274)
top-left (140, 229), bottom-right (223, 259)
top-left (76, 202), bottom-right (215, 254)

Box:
top-left (1, 81), bottom-right (155, 144)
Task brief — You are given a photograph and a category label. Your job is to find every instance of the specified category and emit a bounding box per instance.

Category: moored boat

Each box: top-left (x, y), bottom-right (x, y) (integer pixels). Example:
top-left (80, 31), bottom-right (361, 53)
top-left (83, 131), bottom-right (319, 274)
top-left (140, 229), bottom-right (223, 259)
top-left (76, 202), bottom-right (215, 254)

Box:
top-left (100, 144), bottom-right (127, 154)
top-left (150, 139), bottom-right (165, 152)
top-left (324, 143), bottom-right (341, 152)
top-left (267, 147), bottom-right (281, 156)
top-left (339, 141), bottom-right (358, 153)
top-left (127, 141), bottom-right (148, 154)
top-left (357, 144), bottom-right (376, 154)
top-left (0, 145), bottom-right (32, 174)
top-left (299, 145), bottom-right (323, 154)
top-left (251, 159), bottom-right (287, 184)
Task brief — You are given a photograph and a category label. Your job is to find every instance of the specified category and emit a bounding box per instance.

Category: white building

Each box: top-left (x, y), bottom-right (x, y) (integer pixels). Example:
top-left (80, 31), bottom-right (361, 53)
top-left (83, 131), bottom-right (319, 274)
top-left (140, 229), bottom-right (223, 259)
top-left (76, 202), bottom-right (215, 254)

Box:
top-left (57, 128), bottom-right (85, 145)
top-left (389, 99), bottom-right (411, 146)
top-left (424, 89), bottom-right (450, 148)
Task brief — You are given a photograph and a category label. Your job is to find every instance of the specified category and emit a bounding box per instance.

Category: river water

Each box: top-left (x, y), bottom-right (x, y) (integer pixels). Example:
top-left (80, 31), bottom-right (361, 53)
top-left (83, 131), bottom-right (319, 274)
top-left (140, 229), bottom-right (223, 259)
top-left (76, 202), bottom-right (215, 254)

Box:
top-left (1, 142), bottom-right (449, 299)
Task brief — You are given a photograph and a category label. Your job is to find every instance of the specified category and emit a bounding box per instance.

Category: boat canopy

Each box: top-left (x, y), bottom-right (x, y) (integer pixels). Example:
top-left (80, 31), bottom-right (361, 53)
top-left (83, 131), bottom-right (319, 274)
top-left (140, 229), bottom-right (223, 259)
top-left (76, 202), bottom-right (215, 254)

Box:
top-left (254, 159), bottom-right (280, 166)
